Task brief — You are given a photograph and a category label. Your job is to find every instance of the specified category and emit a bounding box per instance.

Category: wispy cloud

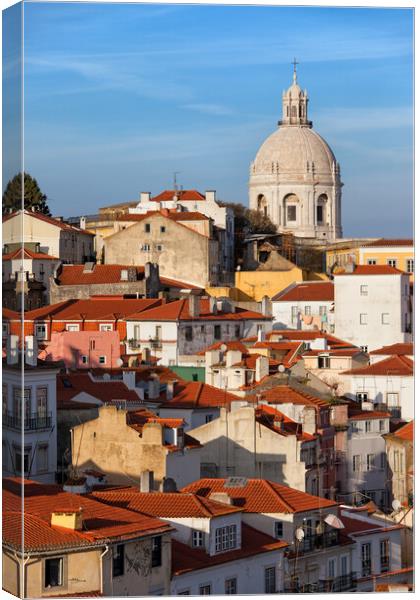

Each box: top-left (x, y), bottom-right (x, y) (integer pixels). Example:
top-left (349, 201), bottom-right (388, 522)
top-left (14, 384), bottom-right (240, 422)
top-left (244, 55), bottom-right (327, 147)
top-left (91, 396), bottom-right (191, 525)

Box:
top-left (182, 103), bottom-right (234, 116)
top-left (317, 106), bottom-right (413, 133)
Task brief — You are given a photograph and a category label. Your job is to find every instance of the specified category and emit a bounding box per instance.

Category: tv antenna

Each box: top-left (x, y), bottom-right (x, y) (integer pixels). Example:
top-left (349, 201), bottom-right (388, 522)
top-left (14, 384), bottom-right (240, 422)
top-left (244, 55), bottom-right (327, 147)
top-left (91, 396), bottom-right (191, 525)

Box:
top-left (173, 172), bottom-right (181, 192)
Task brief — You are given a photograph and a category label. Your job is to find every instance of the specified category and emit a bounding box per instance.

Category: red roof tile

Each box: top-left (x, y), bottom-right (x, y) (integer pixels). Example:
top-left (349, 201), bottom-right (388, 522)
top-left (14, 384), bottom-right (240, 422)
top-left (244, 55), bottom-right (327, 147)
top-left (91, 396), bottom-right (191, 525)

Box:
top-left (334, 265), bottom-right (404, 276)
top-left (159, 381), bottom-right (242, 409)
top-left (370, 343), bottom-right (413, 356)
top-left (303, 348), bottom-right (364, 357)
top-left (172, 524), bottom-right (287, 576)
top-left (348, 410), bottom-right (391, 421)
top-left (90, 489), bottom-right (242, 518)
top-left (339, 514), bottom-right (403, 537)
top-left (57, 372), bottom-right (143, 407)
top-left (182, 478), bottom-right (337, 514)
top-left (251, 341), bottom-right (302, 367)
top-left (2, 247), bottom-right (60, 261)
top-left (266, 330), bottom-right (355, 349)
top-left (3, 210), bottom-right (94, 235)
top-left (341, 355), bottom-right (413, 376)
top-left (128, 297), bottom-right (270, 321)
top-left (392, 420), bottom-right (413, 442)
top-left (116, 210), bottom-right (209, 222)
top-left (256, 404), bottom-right (317, 442)
top-left (152, 190), bottom-right (206, 202)
top-left (25, 297), bottom-right (162, 322)
top-left (252, 385), bottom-right (330, 409)
top-left (2, 478), bottom-right (172, 552)
top-left (272, 281), bottom-right (334, 302)
top-left (362, 238), bottom-right (413, 247)
top-left (57, 264), bottom-right (146, 285)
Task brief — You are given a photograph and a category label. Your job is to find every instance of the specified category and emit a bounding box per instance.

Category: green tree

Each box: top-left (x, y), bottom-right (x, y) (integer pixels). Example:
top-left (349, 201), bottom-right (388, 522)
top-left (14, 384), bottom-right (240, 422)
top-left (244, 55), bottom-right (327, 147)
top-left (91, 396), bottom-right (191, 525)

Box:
top-left (2, 172), bottom-right (51, 215)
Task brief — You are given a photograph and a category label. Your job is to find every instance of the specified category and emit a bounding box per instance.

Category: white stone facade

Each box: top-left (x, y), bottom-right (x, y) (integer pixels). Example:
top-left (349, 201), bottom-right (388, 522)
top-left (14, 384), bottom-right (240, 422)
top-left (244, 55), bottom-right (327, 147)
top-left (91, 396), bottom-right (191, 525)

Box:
top-left (249, 69), bottom-right (343, 240)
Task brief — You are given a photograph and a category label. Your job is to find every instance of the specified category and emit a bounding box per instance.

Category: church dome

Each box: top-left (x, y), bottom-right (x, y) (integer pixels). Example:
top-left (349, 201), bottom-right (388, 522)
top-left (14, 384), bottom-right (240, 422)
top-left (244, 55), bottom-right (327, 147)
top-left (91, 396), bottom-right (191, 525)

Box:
top-left (252, 126), bottom-right (337, 182)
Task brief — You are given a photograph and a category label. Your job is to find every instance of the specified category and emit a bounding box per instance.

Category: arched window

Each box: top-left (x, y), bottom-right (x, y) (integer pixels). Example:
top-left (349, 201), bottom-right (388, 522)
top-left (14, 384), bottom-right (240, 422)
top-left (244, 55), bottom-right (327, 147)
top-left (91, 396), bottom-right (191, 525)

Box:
top-left (283, 194), bottom-right (299, 224)
top-left (291, 106), bottom-right (297, 118)
top-left (317, 194), bottom-right (328, 225)
top-left (257, 194), bottom-right (268, 217)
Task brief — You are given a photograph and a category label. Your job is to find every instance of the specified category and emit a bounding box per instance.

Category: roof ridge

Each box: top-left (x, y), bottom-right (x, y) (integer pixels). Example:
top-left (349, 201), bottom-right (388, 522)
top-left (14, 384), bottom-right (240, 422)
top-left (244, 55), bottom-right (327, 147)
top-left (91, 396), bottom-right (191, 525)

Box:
top-left (192, 494), bottom-right (213, 517)
top-left (261, 479), bottom-right (294, 513)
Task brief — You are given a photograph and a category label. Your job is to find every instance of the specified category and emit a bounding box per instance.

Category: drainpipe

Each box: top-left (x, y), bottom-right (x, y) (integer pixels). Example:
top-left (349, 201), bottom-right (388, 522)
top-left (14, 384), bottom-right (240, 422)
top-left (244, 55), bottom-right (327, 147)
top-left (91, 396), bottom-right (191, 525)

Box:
top-left (99, 544), bottom-right (110, 595)
top-left (14, 551), bottom-right (31, 598)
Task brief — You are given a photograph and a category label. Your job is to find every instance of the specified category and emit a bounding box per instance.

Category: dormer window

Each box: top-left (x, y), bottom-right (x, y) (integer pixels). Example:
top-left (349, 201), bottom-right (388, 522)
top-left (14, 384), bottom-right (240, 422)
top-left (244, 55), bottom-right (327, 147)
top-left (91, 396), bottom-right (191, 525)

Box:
top-left (317, 355), bottom-right (330, 369)
top-left (192, 530), bottom-right (204, 548)
top-left (215, 524), bottom-right (237, 553)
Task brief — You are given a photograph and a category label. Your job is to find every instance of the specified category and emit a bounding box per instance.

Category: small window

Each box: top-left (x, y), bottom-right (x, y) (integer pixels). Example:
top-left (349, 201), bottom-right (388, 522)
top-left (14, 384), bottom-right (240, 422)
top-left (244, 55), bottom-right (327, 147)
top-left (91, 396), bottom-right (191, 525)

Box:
top-left (81, 355), bottom-right (88, 364)
top-left (99, 356), bottom-right (106, 364)
top-left (145, 223), bottom-right (151, 233)
top-left (381, 313), bottom-right (390, 325)
top-left (353, 455), bottom-right (361, 472)
top-left (185, 326), bottom-right (193, 342)
top-left (235, 325), bottom-right (240, 338)
top-left (141, 244), bottom-right (151, 251)
top-left (287, 205), bottom-right (297, 222)
top-left (365, 421), bottom-right (371, 433)
top-left (214, 325), bottom-right (221, 340)
top-left (151, 536), bottom-right (162, 568)
top-left (199, 585), bottom-right (211, 595)
top-left (113, 544), bottom-right (124, 577)
top-left (316, 204), bottom-right (324, 224)
top-left (205, 414), bottom-right (213, 423)
top-left (406, 258), bottom-right (414, 273)
top-left (37, 444), bottom-right (48, 473)
top-left (291, 306), bottom-right (298, 323)
top-left (192, 374), bottom-right (198, 382)
top-left (66, 324), bottom-right (79, 332)
top-left (192, 530), bottom-right (204, 548)
top-left (317, 355), bottom-right (330, 369)
top-left (360, 313), bottom-right (368, 325)
top-left (156, 244), bottom-right (163, 252)
top-left (160, 226), bottom-right (166, 233)
top-left (319, 305), bottom-right (327, 316)
top-left (274, 521), bottom-right (283, 538)
top-left (379, 420), bottom-right (385, 432)
top-left (367, 259), bottom-right (377, 265)
top-left (360, 285), bottom-right (368, 296)
top-left (45, 557), bottom-right (63, 588)
top-left (367, 453), bottom-right (375, 471)
top-left (380, 539), bottom-right (390, 572)
top-left (356, 392), bottom-right (368, 402)
top-left (304, 306), bottom-right (311, 316)
top-left (360, 346), bottom-right (368, 353)
top-left (380, 452), bottom-right (387, 469)
top-left (35, 323), bottom-right (47, 340)
top-left (387, 259), bottom-right (397, 268)
top-left (264, 567), bottom-right (276, 594)
top-left (100, 324), bottom-right (113, 331)
top-left (225, 578), bottom-right (237, 595)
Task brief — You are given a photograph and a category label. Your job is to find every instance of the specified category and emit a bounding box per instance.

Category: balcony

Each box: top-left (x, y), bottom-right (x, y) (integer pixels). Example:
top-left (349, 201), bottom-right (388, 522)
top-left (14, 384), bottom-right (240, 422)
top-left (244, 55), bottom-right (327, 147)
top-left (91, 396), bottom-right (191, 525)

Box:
top-left (299, 530), bottom-right (340, 553)
top-left (285, 574), bottom-right (357, 594)
top-left (362, 560), bottom-right (372, 577)
top-left (128, 339), bottom-right (142, 350)
top-left (4, 411), bottom-right (53, 431)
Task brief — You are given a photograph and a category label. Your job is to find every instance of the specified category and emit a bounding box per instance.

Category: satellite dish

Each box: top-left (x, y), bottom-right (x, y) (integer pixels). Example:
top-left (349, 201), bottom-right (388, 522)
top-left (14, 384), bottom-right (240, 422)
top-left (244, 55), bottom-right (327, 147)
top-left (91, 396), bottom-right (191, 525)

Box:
top-left (295, 527), bottom-right (305, 542)
top-left (324, 514), bottom-right (345, 529)
top-left (278, 364), bottom-right (286, 373)
top-left (392, 499), bottom-right (402, 512)
top-left (116, 358), bottom-right (123, 367)
top-left (220, 344), bottom-right (228, 353)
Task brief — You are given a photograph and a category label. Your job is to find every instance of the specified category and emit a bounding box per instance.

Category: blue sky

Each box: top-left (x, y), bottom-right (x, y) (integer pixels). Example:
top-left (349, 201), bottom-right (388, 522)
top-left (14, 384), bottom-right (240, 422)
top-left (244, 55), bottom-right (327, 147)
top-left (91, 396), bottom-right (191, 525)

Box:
top-left (4, 3), bottom-right (414, 237)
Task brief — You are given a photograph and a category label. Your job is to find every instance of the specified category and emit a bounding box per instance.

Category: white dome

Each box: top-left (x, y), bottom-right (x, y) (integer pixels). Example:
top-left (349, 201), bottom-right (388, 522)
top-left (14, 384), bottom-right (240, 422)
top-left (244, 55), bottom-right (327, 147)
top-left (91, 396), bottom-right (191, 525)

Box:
top-left (252, 125), bottom-right (337, 182)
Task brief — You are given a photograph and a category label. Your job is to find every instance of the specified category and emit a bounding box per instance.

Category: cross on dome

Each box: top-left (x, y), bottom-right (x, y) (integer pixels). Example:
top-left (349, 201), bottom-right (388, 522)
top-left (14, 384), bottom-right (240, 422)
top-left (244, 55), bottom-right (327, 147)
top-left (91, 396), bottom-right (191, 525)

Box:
top-left (292, 57), bottom-right (299, 83)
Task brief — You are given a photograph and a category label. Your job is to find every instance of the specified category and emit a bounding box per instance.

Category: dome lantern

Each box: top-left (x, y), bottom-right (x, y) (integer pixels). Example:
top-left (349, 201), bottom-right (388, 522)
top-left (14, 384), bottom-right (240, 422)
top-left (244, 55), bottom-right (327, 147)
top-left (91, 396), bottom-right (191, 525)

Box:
top-left (280, 59), bottom-right (312, 128)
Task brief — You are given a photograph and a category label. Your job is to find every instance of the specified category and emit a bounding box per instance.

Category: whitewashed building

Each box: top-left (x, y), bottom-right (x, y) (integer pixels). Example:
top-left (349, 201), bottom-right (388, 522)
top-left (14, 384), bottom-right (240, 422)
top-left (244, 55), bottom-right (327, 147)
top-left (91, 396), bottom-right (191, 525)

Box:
top-left (272, 280), bottom-right (335, 331)
top-left (334, 265), bottom-right (412, 353)
top-left (2, 336), bottom-right (61, 483)
top-left (126, 296), bottom-right (272, 366)
top-left (340, 355), bottom-right (414, 421)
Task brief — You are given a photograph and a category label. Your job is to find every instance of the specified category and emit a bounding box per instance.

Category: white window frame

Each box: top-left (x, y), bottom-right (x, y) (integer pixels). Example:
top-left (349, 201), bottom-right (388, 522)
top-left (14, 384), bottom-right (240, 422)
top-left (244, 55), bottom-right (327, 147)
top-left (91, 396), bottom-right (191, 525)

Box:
top-left (406, 258), bottom-right (414, 273)
top-left (99, 324), bottom-right (113, 332)
top-left (360, 313), bottom-right (368, 325)
top-left (367, 453), bottom-right (375, 471)
top-left (356, 392), bottom-right (368, 402)
top-left (215, 524), bottom-right (237, 553)
top-left (37, 444), bottom-right (49, 473)
top-left (35, 323), bottom-right (48, 340)
top-left (367, 258), bottom-right (377, 265)
top-left (387, 258), bottom-right (397, 268)
top-left (192, 530), bottom-right (204, 548)
top-left (360, 285), bottom-right (368, 296)
top-left (381, 313), bottom-right (390, 325)
top-left (66, 324), bottom-right (80, 332)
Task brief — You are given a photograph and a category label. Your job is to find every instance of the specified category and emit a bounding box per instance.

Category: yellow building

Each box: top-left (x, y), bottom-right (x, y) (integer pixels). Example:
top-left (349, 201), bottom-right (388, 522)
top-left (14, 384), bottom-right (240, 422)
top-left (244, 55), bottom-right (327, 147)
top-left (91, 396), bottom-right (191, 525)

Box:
top-left (326, 238), bottom-right (414, 281)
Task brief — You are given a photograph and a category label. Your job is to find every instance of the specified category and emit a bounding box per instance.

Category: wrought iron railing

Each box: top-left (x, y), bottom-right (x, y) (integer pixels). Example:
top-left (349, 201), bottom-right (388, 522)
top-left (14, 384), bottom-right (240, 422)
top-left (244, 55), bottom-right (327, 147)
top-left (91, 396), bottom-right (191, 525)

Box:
top-left (285, 573), bottom-right (357, 594)
top-left (4, 411), bottom-right (53, 431)
top-left (299, 530), bottom-right (340, 553)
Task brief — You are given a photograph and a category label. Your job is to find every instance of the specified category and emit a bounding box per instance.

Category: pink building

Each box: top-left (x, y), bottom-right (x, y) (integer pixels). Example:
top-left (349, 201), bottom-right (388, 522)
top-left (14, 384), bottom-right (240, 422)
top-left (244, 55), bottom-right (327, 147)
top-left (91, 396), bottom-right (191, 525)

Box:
top-left (40, 330), bottom-right (122, 369)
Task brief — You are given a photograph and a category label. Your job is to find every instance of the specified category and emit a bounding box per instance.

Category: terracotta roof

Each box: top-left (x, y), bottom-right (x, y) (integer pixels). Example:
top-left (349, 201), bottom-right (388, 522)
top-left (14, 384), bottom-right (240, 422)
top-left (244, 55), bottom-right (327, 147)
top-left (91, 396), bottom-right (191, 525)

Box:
top-left (90, 489), bottom-right (242, 518)
top-left (370, 343), bottom-right (413, 356)
top-left (2, 478), bottom-right (172, 552)
top-left (3, 210), bottom-right (94, 235)
top-left (362, 238), bottom-right (413, 247)
top-left (252, 385), bottom-right (330, 409)
top-left (334, 265), bottom-right (404, 276)
top-left (272, 281), bottom-right (334, 302)
top-left (341, 355), bottom-right (413, 376)
top-left (197, 340), bottom-right (249, 355)
top-left (2, 247), bottom-right (60, 261)
top-left (159, 381), bottom-right (242, 409)
top-left (182, 478), bottom-right (337, 514)
top-left (2, 307), bottom-right (20, 320)
top-left (152, 190), bottom-right (206, 202)
top-left (303, 348), bottom-right (364, 357)
top-left (172, 524), bottom-right (287, 576)
top-left (127, 297), bottom-right (270, 322)
top-left (256, 404), bottom-right (318, 442)
top-left (339, 514), bottom-right (403, 537)
top-left (251, 341), bottom-right (302, 367)
top-left (125, 410), bottom-right (202, 451)
top-left (266, 330), bottom-right (355, 350)
top-left (348, 410), bottom-right (391, 421)
top-left (56, 264), bottom-right (146, 285)
top-left (25, 297), bottom-right (162, 322)
top-left (117, 210), bottom-right (209, 222)
top-left (391, 420), bottom-right (413, 442)
top-left (57, 372), bottom-right (143, 408)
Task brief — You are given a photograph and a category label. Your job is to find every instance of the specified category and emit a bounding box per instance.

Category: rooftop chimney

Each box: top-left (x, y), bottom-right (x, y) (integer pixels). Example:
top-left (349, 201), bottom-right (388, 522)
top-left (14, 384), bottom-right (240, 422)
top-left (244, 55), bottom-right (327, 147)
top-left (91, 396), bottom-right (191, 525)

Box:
top-left (208, 296), bottom-right (218, 314)
top-left (261, 295), bottom-right (272, 318)
top-left (189, 294), bottom-right (200, 318)
top-left (51, 508), bottom-right (84, 530)
top-left (166, 380), bottom-right (177, 401)
top-left (139, 192), bottom-right (151, 204)
top-left (80, 216), bottom-right (86, 230)
top-left (6, 335), bottom-right (19, 365)
top-left (122, 370), bottom-right (136, 390)
top-left (209, 492), bottom-right (232, 505)
top-left (205, 190), bottom-right (216, 203)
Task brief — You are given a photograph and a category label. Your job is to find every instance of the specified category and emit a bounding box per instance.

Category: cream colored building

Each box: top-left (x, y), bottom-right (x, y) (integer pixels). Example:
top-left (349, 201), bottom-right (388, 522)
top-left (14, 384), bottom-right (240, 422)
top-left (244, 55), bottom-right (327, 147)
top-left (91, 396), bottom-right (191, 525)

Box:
top-left (103, 211), bottom-right (219, 287)
top-left (249, 65), bottom-right (342, 240)
top-left (189, 404), bottom-right (321, 494)
top-left (2, 210), bottom-right (94, 264)
top-left (71, 405), bottom-right (201, 489)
